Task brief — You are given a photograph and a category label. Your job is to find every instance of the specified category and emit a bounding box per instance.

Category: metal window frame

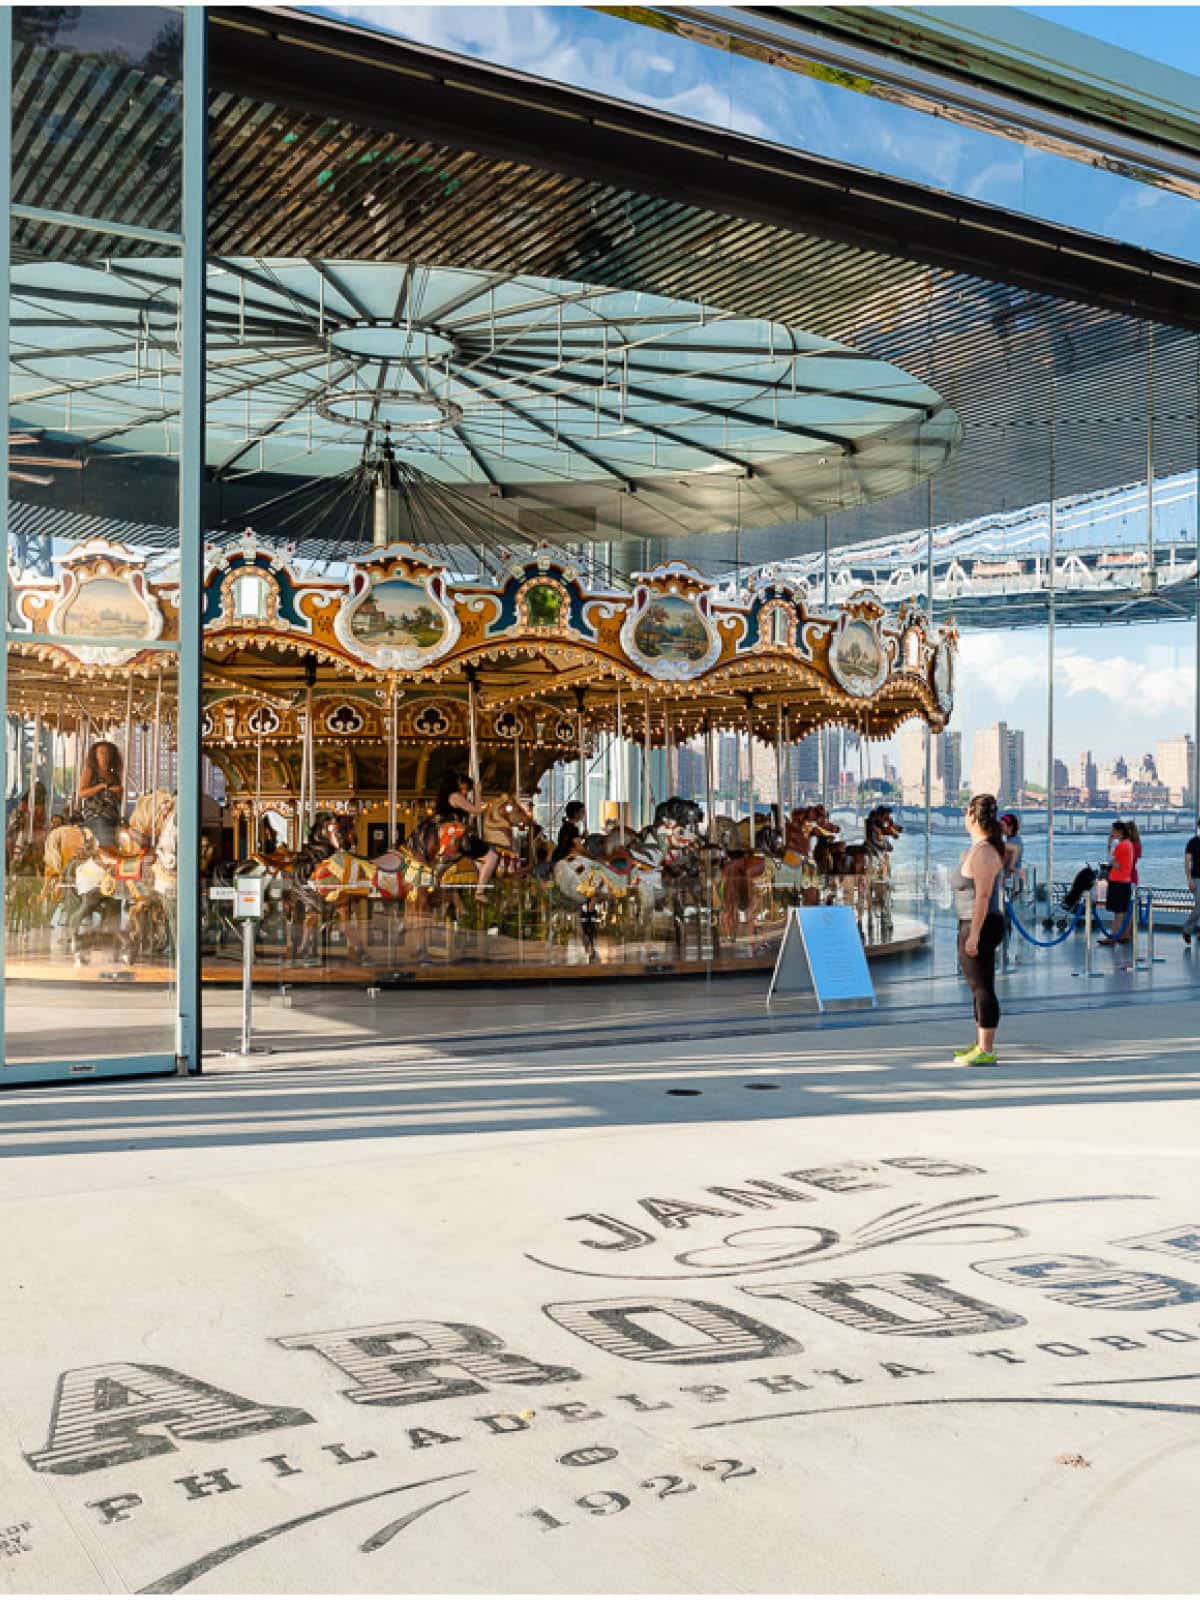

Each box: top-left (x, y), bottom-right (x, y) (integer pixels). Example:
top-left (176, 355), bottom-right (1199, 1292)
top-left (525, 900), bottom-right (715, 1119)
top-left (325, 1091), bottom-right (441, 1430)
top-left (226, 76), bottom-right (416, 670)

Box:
top-left (0, 8), bottom-right (206, 1083)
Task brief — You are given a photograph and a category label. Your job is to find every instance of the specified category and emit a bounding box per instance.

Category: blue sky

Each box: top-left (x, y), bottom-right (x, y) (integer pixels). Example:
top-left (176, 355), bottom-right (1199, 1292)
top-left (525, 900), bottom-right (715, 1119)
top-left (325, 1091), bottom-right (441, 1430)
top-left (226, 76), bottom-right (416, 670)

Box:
top-left (1024, 7), bottom-right (1200, 70)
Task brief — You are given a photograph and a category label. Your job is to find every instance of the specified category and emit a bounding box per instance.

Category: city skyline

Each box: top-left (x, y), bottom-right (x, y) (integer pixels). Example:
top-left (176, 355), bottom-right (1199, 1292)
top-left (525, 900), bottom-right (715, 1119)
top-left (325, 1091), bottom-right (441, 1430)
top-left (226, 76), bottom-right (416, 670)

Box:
top-left (880, 617), bottom-right (1200, 791)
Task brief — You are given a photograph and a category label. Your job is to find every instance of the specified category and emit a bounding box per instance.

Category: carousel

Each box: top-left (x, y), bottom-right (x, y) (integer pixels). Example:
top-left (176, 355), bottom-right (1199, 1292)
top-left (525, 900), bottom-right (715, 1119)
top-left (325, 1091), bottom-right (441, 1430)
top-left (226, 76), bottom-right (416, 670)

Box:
top-left (3, 494), bottom-right (956, 985)
top-left (5, 259), bottom-right (961, 986)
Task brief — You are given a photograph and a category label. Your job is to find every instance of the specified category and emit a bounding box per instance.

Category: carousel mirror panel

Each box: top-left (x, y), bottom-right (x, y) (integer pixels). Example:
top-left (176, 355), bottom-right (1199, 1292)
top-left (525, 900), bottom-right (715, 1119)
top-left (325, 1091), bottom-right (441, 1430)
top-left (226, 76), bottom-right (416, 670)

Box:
top-left (4, 6), bottom-right (186, 1075)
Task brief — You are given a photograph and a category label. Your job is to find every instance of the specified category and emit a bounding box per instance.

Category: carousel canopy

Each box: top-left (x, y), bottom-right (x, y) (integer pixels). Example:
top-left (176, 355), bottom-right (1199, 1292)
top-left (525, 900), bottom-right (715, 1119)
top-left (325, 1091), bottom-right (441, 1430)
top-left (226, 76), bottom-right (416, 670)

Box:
top-left (9, 258), bottom-right (959, 563)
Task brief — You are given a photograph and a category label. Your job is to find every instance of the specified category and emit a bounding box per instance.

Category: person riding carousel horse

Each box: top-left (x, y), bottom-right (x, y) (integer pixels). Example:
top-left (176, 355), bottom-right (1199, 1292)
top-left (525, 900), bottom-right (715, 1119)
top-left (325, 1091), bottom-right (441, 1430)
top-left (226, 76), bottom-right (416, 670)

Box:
top-left (435, 770), bottom-right (499, 901)
top-left (76, 740), bottom-right (124, 848)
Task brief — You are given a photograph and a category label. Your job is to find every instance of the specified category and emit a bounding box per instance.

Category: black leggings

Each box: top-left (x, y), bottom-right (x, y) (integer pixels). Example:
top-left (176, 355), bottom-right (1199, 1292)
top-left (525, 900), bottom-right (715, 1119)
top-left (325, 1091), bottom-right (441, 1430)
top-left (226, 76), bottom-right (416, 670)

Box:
top-left (958, 913), bottom-right (1006, 1031)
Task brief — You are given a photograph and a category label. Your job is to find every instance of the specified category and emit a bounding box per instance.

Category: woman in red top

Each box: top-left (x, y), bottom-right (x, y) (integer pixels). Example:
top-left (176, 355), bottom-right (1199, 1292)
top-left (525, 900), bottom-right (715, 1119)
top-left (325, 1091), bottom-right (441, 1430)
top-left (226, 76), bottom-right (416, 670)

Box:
top-left (1099, 820), bottom-right (1135, 945)
top-left (1127, 819), bottom-right (1143, 887)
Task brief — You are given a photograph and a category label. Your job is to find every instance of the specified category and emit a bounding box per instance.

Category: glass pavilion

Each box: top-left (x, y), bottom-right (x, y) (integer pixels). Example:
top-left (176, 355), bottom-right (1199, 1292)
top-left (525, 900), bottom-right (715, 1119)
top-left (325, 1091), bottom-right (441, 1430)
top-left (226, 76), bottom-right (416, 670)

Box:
top-left (5, 4), bottom-right (1200, 1081)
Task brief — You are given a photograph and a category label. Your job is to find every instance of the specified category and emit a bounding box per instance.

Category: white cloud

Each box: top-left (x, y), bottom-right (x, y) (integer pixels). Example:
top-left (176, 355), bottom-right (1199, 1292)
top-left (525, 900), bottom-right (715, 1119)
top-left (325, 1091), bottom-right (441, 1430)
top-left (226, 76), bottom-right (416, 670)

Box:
top-left (1057, 652), bottom-right (1193, 715)
top-left (957, 633), bottom-right (1192, 716)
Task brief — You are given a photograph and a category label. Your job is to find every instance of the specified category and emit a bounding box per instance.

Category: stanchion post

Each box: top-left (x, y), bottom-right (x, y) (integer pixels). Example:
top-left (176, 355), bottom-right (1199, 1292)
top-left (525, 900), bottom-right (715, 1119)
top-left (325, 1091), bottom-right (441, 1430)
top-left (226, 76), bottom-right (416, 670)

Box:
top-left (240, 915), bottom-right (254, 1056)
top-left (223, 877), bottom-right (271, 1058)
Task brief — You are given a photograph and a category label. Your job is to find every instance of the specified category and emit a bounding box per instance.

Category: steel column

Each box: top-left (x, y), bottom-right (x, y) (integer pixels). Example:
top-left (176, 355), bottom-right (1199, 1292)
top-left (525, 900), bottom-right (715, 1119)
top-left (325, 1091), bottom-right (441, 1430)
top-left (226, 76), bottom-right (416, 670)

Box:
top-left (924, 480), bottom-right (934, 887)
top-left (174, 6), bottom-right (208, 1072)
top-left (1195, 336), bottom-right (1200, 815)
top-left (1046, 379), bottom-right (1058, 901)
top-left (821, 515), bottom-right (831, 810)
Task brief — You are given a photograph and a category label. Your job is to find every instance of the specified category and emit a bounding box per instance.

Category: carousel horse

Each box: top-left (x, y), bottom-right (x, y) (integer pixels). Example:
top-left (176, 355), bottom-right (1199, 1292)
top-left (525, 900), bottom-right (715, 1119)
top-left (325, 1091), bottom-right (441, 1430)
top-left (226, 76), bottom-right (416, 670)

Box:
top-left (286, 813), bottom-right (374, 962)
top-left (813, 805), bottom-right (902, 929)
top-left (547, 799), bottom-right (698, 960)
top-left (60, 790), bottom-right (177, 965)
top-left (6, 788), bottom-right (47, 868)
top-left (438, 794), bottom-right (538, 889)
top-left (823, 805), bottom-right (902, 878)
top-left (714, 811), bottom-right (783, 855)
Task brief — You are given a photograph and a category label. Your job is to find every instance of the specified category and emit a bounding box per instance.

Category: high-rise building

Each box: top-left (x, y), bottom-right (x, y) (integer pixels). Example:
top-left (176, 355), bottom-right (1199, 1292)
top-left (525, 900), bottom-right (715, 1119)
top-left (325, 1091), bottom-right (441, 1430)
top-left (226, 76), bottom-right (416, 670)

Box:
top-left (899, 723), bottom-right (961, 805)
top-left (1074, 749), bottom-right (1098, 797)
top-left (791, 735), bottom-right (820, 794)
top-left (717, 733), bottom-right (740, 801)
top-left (1155, 736), bottom-right (1194, 807)
top-left (971, 722), bottom-right (1025, 806)
top-left (676, 742), bottom-right (707, 802)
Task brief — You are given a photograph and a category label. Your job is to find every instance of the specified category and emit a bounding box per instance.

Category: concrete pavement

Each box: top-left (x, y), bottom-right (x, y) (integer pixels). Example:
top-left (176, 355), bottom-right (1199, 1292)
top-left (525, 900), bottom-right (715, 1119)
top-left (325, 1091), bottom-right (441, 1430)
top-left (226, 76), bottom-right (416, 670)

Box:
top-left (1, 997), bottom-right (1199, 1592)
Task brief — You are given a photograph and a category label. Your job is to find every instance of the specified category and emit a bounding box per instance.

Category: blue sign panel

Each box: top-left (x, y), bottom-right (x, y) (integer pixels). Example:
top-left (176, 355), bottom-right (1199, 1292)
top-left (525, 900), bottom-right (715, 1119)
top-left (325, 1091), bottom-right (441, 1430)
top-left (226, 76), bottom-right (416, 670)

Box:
top-left (767, 905), bottom-right (876, 1010)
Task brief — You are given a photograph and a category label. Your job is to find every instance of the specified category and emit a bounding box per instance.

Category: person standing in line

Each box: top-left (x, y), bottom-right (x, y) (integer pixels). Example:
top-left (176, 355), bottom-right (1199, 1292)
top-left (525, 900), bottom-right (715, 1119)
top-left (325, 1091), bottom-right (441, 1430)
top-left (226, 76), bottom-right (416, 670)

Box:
top-left (1183, 819), bottom-right (1200, 949)
top-left (1099, 819), bottom-right (1135, 945)
top-left (952, 793), bottom-right (1007, 1067)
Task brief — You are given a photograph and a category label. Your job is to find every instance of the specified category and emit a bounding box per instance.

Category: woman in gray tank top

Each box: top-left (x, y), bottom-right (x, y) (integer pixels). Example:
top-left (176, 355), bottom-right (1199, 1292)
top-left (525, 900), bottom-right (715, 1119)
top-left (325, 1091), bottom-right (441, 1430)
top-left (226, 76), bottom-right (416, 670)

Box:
top-left (952, 793), bottom-right (1006, 1067)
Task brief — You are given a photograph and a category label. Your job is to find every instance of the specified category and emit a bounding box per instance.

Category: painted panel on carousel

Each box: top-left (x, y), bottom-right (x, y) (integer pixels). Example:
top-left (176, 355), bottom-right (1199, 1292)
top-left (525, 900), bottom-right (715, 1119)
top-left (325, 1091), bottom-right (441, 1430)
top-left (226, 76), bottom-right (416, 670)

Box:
top-left (741, 576), bottom-right (809, 655)
top-left (485, 558), bottom-right (596, 639)
top-left (619, 563), bottom-right (721, 681)
top-left (203, 531), bottom-right (316, 631)
top-left (933, 638), bottom-right (956, 714)
top-left (335, 544), bottom-right (460, 669)
top-left (42, 540), bottom-right (164, 666)
top-left (828, 595), bottom-right (888, 698)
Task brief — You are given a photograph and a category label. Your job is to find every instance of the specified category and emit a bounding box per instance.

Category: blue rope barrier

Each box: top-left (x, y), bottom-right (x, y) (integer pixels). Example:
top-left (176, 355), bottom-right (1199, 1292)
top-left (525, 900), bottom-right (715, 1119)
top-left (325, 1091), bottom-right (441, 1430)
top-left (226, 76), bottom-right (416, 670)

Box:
top-left (1006, 897), bottom-right (1085, 948)
top-left (1091, 900), bottom-right (1135, 940)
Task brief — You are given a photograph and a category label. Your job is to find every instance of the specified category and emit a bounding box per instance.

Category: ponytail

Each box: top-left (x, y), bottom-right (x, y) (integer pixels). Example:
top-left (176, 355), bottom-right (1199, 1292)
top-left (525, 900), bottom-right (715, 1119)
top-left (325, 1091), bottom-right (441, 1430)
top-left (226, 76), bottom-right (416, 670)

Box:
top-left (967, 792), bottom-right (1005, 861)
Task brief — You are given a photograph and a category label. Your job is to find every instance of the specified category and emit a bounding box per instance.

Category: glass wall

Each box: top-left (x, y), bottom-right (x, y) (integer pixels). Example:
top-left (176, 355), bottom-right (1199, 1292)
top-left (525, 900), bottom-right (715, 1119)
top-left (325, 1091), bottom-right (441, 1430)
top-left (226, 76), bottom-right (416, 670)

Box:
top-left (2, 5), bottom-right (203, 1082)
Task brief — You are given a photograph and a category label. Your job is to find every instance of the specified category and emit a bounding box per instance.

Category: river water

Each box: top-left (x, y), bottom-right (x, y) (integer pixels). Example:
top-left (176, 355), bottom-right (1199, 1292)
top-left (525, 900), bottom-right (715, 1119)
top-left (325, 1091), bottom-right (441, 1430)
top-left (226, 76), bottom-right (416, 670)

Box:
top-left (835, 812), bottom-right (1195, 892)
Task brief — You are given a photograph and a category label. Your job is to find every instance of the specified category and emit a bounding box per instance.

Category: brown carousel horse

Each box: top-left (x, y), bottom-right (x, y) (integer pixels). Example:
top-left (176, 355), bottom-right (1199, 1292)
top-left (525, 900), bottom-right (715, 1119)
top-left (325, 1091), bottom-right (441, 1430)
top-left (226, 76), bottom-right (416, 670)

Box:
top-left (813, 804), bottom-right (903, 929)
top-left (438, 794), bottom-right (537, 890)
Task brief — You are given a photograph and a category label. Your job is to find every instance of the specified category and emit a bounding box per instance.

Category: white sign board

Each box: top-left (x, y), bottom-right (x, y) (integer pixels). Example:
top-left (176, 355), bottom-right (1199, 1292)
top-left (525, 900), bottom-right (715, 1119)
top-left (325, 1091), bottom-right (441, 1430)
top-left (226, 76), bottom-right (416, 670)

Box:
top-left (209, 885), bottom-right (236, 903)
top-left (234, 877), bottom-right (265, 920)
top-left (767, 904), bottom-right (876, 1011)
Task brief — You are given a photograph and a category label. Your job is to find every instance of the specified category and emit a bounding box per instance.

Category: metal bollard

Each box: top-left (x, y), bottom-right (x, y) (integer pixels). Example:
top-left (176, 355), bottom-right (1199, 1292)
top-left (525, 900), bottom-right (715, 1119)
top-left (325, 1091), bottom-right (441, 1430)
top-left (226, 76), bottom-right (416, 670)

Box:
top-left (1124, 892), bottom-right (1139, 972)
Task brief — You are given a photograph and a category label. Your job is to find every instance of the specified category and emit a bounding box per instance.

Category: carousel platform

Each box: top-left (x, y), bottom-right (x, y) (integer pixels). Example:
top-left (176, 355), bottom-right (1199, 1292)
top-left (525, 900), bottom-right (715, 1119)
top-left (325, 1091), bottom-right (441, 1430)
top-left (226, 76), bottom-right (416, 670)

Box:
top-left (3, 914), bottom-right (929, 986)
